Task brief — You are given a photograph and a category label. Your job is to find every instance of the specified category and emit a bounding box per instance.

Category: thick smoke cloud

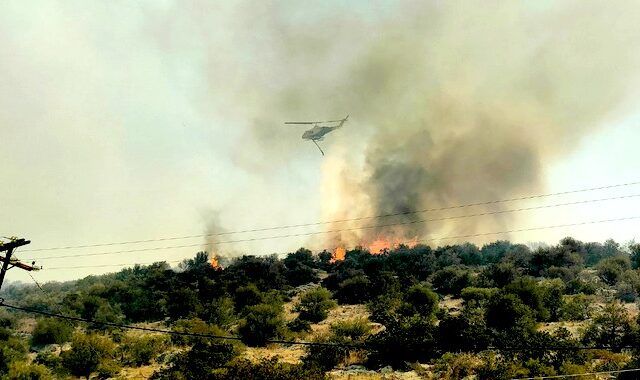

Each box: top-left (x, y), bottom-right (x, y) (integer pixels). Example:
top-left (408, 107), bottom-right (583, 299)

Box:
top-left (191, 1), bottom-right (640, 247)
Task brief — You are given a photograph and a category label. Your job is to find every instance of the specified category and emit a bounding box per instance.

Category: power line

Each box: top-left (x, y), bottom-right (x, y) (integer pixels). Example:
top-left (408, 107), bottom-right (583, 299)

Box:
top-left (45, 260), bottom-right (183, 270)
top-left (509, 367), bottom-right (640, 379)
top-left (414, 215), bottom-right (640, 245)
top-left (0, 301), bottom-right (363, 348)
top-left (21, 180), bottom-right (640, 253)
top-left (37, 214), bottom-right (640, 269)
top-left (25, 194), bottom-right (640, 261)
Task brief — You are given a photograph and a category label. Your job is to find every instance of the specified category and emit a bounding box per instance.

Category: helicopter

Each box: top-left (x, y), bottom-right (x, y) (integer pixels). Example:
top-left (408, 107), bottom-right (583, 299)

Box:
top-left (285, 115), bottom-right (349, 155)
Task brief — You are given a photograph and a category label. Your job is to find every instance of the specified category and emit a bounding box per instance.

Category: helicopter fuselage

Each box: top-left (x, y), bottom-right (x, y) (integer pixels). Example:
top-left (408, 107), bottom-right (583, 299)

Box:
top-left (302, 125), bottom-right (336, 141)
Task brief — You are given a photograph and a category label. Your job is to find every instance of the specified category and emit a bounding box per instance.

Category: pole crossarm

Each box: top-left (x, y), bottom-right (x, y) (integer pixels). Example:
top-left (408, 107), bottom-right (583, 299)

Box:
top-left (0, 239), bottom-right (30, 252)
top-left (0, 238), bottom-right (34, 291)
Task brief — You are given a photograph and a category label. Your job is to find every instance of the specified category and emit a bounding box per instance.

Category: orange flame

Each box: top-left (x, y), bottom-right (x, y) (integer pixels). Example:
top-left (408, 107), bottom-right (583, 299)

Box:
top-left (331, 246), bottom-right (346, 263)
top-left (329, 237), bottom-right (418, 263)
top-left (368, 236), bottom-right (419, 254)
top-left (210, 254), bottom-right (222, 269)
top-left (368, 238), bottom-right (391, 254)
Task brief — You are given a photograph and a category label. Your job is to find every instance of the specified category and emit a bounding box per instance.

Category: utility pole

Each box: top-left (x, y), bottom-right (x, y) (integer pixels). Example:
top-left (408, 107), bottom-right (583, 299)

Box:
top-left (0, 238), bottom-right (37, 292)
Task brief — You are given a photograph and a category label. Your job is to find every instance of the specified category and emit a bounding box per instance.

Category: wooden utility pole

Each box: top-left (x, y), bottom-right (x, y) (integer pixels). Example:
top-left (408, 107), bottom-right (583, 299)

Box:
top-left (0, 238), bottom-right (37, 292)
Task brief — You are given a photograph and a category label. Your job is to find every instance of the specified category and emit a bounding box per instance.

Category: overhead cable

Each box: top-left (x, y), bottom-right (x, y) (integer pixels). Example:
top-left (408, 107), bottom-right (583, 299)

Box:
top-left (25, 194), bottom-right (640, 261)
top-left (21, 180), bottom-right (640, 253)
top-left (37, 214), bottom-right (640, 268)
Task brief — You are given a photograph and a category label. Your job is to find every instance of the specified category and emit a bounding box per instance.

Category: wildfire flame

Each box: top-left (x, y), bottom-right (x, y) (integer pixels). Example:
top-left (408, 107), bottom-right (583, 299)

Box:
top-left (368, 238), bottom-right (391, 254)
top-left (331, 246), bottom-right (346, 263)
top-left (210, 254), bottom-right (222, 269)
top-left (368, 236), bottom-right (418, 254)
top-left (329, 236), bottom-right (418, 263)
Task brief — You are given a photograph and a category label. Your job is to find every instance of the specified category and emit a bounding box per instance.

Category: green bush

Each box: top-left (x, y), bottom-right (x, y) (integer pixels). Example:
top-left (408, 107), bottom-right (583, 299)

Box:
top-left (504, 278), bottom-right (549, 321)
top-left (171, 318), bottom-right (230, 346)
top-left (151, 341), bottom-right (241, 380)
top-left (438, 308), bottom-right (489, 352)
top-left (4, 362), bottom-right (53, 380)
top-left (0, 337), bottom-right (28, 376)
top-left (560, 294), bottom-right (592, 321)
top-left (617, 282), bottom-right (637, 302)
top-left (402, 284), bottom-right (439, 317)
top-left (238, 303), bottom-right (286, 346)
top-left (61, 333), bottom-right (115, 379)
top-left (433, 352), bottom-right (482, 380)
top-left (287, 318), bottom-right (311, 333)
top-left (597, 256), bottom-right (631, 286)
top-left (460, 287), bottom-right (498, 307)
top-left (485, 293), bottom-right (536, 337)
top-left (582, 303), bottom-right (634, 347)
top-left (234, 284), bottom-right (265, 313)
top-left (95, 359), bottom-right (120, 380)
top-left (335, 275), bottom-right (371, 304)
top-left (431, 267), bottom-right (474, 296)
top-left (31, 319), bottom-right (73, 346)
top-left (303, 319), bottom-right (371, 372)
top-left (366, 315), bottom-right (438, 369)
top-left (34, 351), bottom-right (63, 374)
top-left (367, 295), bottom-right (403, 325)
top-left (204, 297), bottom-right (236, 328)
top-left (120, 334), bottom-right (168, 366)
top-left (294, 287), bottom-right (336, 323)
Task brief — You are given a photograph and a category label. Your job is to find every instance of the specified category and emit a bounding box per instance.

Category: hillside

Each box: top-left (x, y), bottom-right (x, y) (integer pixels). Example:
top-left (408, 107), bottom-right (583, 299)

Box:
top-left (0, 238), bottom-right (639, 379)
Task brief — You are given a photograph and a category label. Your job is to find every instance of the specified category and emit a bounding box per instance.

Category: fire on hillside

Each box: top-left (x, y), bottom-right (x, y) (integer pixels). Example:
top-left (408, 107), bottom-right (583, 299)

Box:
top-left (331, 236), bottom-right (419, 263)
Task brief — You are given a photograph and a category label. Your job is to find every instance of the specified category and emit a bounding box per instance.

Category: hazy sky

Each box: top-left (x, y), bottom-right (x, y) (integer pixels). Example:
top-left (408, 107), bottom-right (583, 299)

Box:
top-left (2, 1), bottom-right (640, 283)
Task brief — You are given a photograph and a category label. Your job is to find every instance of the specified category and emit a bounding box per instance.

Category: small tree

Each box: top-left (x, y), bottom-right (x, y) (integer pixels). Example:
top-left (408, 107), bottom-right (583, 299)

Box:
top-left (294, 287), bottom-right (336, 323)
top-left (61, 333), bottom-right (115, 379)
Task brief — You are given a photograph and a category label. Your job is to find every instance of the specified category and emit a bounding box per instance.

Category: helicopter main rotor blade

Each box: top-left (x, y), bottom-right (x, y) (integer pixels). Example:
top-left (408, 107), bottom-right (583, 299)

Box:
top-left (285, 117), bottom-right (347, 125)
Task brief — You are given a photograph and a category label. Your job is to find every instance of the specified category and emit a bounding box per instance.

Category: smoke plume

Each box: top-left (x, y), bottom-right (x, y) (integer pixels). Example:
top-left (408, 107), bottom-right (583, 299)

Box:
top-left (193, 1), bottom-right (640, 248)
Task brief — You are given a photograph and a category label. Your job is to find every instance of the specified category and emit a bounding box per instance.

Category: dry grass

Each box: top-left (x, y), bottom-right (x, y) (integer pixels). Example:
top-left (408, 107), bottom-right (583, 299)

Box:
top-left (312, 304), bottom-right (371, 335)
top-left (117, 365), bottom-right (159, 380)
top-left (329, 370), bottom-right (424, 379)
top-left (538, 321), bottom-right (588, 338)
top-left (16, 317), bottom-right (36, 334)
top-left (439, 297), bottom-right (463, 313)
top-left (243, 344), bottom-right (306, 364)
